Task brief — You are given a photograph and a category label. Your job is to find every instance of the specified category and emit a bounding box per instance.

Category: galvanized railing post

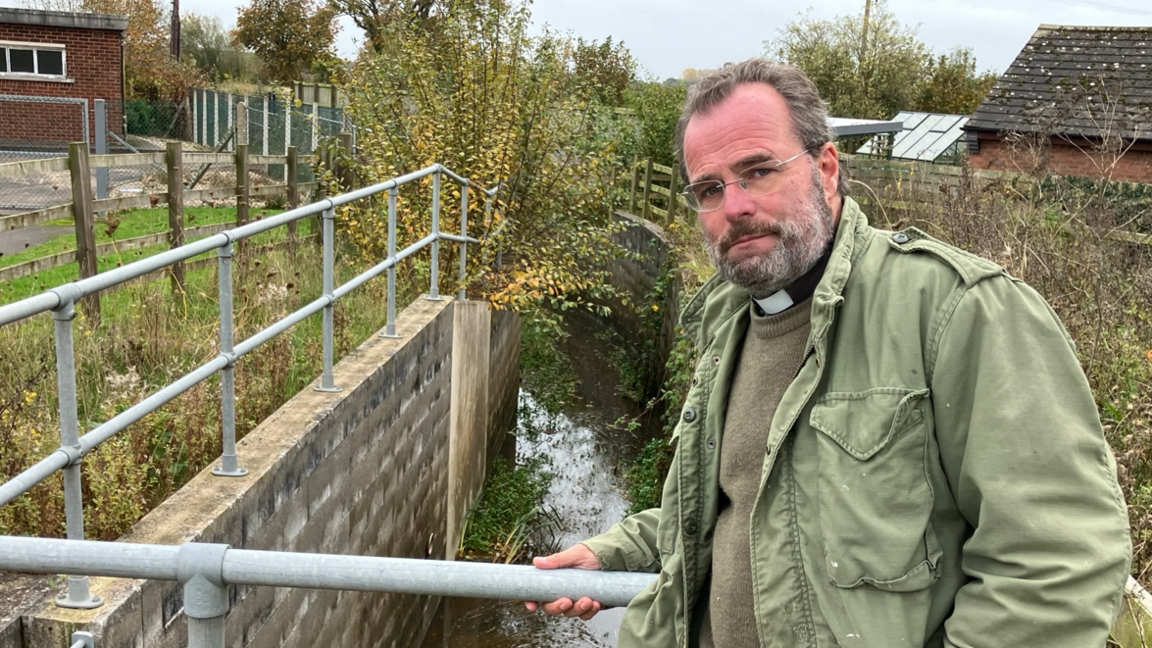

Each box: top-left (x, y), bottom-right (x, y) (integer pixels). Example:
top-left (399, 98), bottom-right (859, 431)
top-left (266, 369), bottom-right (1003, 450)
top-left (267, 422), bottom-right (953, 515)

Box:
top-left (315, 206), bottom-right (341, 392)
top-left (426, 170), bottom-right (443, 301)
top-left (52, 300), bottom-right (103, 609)
top-left (458, 184), bottom-right (469, 300)
top-left (178, 543), bottom-right (229, 648)
top-left (70, 631), bottom-right (95, 648)
top-left (212, 241), bottom-right (246, 477)
top-left (380, 187), bottom-right (401, 338)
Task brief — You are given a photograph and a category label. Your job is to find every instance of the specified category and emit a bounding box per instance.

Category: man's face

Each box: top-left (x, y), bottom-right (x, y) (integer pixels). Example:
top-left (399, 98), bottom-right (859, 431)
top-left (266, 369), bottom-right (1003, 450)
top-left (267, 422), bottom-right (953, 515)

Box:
top-left (682, 83), bottom-right (842, 298)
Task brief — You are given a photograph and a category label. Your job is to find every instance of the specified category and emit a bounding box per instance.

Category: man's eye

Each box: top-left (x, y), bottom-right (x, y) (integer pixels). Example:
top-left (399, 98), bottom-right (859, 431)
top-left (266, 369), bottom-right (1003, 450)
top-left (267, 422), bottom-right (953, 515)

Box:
top-left (746, 166), bottom-right (776, 179)
top-left (696, 184), bottom-right (723, 199)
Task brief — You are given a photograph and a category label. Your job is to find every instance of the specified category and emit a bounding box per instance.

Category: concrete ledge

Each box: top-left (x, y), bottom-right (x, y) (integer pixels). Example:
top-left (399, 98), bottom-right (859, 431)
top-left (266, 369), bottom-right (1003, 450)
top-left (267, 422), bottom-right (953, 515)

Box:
top-left (0, 8), bottom-right (127, 32)
top-left (1113, 576), bottom-right (1152, 647)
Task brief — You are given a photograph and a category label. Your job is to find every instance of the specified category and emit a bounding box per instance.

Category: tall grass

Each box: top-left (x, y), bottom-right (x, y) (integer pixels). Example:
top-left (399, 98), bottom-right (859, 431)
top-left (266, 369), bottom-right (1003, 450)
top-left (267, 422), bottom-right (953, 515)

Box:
top-left (0, 235), bottom-right (417, 540)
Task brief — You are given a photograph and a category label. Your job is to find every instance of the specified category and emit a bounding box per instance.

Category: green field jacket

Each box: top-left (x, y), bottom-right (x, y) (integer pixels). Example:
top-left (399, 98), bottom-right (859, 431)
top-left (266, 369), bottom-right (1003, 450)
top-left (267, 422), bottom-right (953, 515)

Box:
top-left (583, 198), bottom-right (1131, 647)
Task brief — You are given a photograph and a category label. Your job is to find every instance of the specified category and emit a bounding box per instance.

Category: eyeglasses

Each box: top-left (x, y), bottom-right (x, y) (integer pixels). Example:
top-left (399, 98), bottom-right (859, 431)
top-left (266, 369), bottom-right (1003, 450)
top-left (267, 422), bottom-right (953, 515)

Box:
top-left (680, 149), bottom-right (811, 212)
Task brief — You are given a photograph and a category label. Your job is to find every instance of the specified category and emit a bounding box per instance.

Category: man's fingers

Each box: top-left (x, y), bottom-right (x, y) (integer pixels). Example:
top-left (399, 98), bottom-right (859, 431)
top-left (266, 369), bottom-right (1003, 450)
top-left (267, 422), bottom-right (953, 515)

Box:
top-left (541, 597), bottom-right (574, 615)
top-left (532, 543), bottom-right (601, 571)
top-left (578, 600), bottom-right (602, 621)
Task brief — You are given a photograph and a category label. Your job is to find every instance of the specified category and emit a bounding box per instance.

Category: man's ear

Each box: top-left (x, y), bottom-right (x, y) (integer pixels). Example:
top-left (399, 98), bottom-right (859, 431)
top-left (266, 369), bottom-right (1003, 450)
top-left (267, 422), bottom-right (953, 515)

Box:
top-left (817, 143), bottom-right (842, 210)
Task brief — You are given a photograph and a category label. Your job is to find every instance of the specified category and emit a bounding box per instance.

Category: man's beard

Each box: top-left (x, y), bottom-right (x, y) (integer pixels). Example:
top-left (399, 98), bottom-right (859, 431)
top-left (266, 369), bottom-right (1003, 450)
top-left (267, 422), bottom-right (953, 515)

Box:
top-left (703, 168), bottom-right (836, 298)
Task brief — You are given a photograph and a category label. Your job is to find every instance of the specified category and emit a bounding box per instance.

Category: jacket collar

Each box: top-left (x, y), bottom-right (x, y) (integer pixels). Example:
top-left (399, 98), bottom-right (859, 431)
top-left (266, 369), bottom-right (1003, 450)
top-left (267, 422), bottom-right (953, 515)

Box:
top-left (678, 197), bottom-right (870, 346)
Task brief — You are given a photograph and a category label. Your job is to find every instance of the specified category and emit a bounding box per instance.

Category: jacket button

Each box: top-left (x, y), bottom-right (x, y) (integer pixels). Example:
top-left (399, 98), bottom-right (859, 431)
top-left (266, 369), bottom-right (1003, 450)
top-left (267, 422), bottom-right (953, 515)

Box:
top-left (712, 355), bottom-right (721, 365)
top-left (706, 439), bottom-right (716, 449)
top-left (765, 444), bottom-right (772, 455)
top-left (691, 377), bottom-right (698, 387)
top-left (892, 232), bottom-right (910, 244)
top-left (684, 520), bottom-right (698, 535)
top-left (683, 408), bottom-right (697, 423)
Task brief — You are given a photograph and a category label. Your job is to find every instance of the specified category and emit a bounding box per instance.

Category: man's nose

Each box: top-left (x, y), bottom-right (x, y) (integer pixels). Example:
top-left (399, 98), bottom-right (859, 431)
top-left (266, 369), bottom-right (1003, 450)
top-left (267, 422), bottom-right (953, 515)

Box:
top-left (722, 183), bottom-right (756, 220)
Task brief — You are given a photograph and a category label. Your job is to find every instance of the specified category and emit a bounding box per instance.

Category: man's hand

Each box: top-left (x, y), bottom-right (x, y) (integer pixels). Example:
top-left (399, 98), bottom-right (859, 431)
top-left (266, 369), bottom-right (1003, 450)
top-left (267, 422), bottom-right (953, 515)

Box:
top-left (525, 543), bottom-right (604, 620)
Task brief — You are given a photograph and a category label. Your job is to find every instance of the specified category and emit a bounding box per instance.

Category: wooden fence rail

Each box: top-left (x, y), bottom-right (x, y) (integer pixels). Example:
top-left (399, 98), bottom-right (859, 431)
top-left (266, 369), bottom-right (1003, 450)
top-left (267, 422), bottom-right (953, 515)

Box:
top-left (0, 140), bottom-right (333, 292)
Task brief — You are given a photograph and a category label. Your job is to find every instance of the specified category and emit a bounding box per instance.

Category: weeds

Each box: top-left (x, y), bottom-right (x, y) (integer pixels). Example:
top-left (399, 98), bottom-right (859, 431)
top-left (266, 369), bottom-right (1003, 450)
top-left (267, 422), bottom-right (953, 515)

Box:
top-left (458, 458), bottom-right (556, 564)
top-left (0, 230), bottom-right (403, 540)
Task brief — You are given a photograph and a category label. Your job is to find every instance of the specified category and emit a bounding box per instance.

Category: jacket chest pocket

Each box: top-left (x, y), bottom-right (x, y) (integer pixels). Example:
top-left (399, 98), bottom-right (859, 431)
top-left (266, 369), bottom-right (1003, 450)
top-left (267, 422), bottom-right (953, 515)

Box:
top-left (808, 387), bottom-right (941, 592)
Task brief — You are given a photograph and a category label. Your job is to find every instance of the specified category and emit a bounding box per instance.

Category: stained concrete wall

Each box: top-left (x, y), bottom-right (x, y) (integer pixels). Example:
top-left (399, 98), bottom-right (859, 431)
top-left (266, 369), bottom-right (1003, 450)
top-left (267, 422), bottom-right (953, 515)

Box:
top-left (605, 211), bottom-right (682, 394)
top-left (487, 308), bottom-right (520, 461)
top-left (3, 297), bottom-right (520, 648)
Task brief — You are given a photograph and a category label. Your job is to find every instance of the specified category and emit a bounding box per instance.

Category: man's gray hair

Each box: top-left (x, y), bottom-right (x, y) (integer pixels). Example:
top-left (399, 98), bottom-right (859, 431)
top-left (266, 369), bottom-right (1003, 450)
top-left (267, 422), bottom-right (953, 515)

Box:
top-left (675, 58), bottom-right (850, 197)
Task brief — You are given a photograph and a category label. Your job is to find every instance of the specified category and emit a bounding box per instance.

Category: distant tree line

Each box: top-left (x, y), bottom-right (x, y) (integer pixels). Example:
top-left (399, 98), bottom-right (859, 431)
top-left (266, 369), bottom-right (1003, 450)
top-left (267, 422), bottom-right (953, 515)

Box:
top-left (764, 4), bottom-right (999, 119)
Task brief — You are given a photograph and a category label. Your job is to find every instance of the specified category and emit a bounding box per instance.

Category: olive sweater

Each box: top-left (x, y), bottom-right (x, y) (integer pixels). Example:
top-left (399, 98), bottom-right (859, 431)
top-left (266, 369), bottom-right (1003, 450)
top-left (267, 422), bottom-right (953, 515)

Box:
top-left (699, 298), bottom-right (812, 648)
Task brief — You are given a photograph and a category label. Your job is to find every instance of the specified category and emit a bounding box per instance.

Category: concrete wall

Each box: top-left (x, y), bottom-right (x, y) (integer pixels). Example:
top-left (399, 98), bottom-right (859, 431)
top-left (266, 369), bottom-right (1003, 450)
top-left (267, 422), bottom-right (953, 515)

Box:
top-left (3, 297), bottom-right (520, 648)
top-left (487, 308), bottom-right (520, 461)
top-left (604, 211), bottom-right (682, 395)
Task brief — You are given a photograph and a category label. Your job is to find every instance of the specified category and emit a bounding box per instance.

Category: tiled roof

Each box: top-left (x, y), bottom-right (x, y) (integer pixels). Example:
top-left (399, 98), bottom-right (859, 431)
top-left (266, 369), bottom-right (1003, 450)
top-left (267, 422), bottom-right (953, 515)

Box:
top-left (964, 25), bottom-right (1152, 142)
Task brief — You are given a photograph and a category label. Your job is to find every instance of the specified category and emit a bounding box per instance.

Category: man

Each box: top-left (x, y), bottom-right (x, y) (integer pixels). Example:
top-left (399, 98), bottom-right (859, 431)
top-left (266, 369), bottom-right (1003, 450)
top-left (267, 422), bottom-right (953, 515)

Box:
top-left (527, 58), bottom-right (1132, 647)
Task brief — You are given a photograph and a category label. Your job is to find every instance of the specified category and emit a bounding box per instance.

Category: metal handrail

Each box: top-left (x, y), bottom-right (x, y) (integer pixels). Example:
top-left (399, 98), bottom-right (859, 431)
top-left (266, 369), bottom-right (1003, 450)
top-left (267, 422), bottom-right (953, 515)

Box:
top-left (0, 536), bottom-right (655, 606)
top-left (0, 162), bottom-right (494, 610)
top-left (0, 536), bottom-right (656, 648)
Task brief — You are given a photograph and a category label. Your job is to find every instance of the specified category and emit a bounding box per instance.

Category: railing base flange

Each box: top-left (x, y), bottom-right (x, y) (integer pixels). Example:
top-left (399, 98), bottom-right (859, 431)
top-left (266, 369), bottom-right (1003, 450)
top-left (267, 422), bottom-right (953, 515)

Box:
top-left (211, 467), bottom-right (248, 478)
top-left (55, 593), bottom-right (103, 609)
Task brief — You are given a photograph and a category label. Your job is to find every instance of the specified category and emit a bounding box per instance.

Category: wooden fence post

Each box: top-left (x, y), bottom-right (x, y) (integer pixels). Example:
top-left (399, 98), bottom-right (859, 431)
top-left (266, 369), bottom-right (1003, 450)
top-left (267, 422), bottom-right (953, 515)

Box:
top-left (629, 156), bottom-right (639, 214)
top-left (68, 142), bottom-right (99, 324)
top-left (667, 163), bottom-right (679, 223)
top-left (236, 142), bottom-right (249, 228)
top-left (235, 101), bottom-right (248, 149)
top-left (287, 146), bottom-right (298, 242)
top-left (641, 159), bottom-right (653, 221)
top-left (167, 141), bottom-right (185, 293)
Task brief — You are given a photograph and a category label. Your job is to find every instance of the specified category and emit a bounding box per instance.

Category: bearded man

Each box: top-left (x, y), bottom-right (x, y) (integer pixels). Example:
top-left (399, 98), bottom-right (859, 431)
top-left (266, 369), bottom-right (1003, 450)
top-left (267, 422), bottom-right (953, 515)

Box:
top-left (526, 58), bottom-right (1131, 648)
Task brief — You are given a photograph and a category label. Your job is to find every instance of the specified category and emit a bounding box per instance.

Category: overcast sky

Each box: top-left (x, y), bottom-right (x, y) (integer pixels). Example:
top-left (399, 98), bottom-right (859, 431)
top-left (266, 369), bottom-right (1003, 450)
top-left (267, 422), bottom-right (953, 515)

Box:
top-left (7, 0), bottom-right (1152, 79)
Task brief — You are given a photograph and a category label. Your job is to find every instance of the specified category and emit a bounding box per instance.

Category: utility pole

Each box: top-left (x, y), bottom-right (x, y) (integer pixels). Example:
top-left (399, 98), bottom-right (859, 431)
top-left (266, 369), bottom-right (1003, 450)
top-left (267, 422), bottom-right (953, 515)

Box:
top-left (860, 0), bottom-right (872, 63)
top-left (170, 0), bottom-right (181, 60)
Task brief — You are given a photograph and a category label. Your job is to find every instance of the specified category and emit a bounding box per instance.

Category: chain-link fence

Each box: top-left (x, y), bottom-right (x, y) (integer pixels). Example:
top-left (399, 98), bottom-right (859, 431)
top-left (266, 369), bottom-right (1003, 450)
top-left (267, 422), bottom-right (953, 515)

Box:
top-left (0, 94), bottom-right (92, 214)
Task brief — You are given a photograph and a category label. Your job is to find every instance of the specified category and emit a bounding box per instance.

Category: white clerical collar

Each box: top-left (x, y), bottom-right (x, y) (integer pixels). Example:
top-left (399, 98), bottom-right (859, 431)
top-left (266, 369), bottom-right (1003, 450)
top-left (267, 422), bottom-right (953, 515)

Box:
top-left (753, 290), bottom-right (794, 315)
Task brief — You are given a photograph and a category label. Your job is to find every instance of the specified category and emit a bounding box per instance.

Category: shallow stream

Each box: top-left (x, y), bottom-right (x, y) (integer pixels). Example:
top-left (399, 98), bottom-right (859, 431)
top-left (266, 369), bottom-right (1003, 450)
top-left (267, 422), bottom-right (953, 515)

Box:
top-left (419, 311), bottom-right (661, 648)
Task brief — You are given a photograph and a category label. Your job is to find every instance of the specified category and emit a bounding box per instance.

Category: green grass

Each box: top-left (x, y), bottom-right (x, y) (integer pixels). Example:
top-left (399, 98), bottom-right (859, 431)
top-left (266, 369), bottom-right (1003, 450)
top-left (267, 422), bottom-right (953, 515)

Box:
top-left (0, 206), bottom-right (247, 270)
top-left (0, 206), bottom-right (315, 305)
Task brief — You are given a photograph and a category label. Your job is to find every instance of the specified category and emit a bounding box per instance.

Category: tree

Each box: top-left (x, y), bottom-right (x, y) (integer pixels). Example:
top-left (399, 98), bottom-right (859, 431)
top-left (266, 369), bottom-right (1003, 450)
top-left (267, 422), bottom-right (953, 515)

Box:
top-left (765, 5), bottom-right (927, 119)
top-left (329, 0), bottom-right (447, 54)
top-left (624, 81), bottom-right (686, 167)
top-left (233, 0), bottom-right (338, 82)
top-left (572, 37), bottom-right (635, 106)
top-left (916, 48), bottom-right (998, 116)
top-left (338, 0), bottom-right (628, 323)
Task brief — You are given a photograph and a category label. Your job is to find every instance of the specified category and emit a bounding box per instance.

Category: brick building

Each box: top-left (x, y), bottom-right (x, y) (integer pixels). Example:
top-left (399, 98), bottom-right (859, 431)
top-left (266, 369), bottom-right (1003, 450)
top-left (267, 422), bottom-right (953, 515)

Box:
top-left (963, 24), bottom-right (1152, 184)
top-left (0, 7), bottom-right (126, 151)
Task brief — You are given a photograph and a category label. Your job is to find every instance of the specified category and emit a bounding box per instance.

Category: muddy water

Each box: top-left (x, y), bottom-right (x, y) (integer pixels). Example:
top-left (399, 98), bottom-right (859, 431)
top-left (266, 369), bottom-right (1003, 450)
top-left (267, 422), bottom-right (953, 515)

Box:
top-left (419, 311), bottom-right (662, 648)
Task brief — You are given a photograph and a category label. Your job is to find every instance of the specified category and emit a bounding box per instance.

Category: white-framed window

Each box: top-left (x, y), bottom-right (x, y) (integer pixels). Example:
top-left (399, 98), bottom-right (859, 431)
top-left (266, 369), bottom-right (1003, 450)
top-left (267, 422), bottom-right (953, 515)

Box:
top-left (0, 41), bottom-right (67, 80)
